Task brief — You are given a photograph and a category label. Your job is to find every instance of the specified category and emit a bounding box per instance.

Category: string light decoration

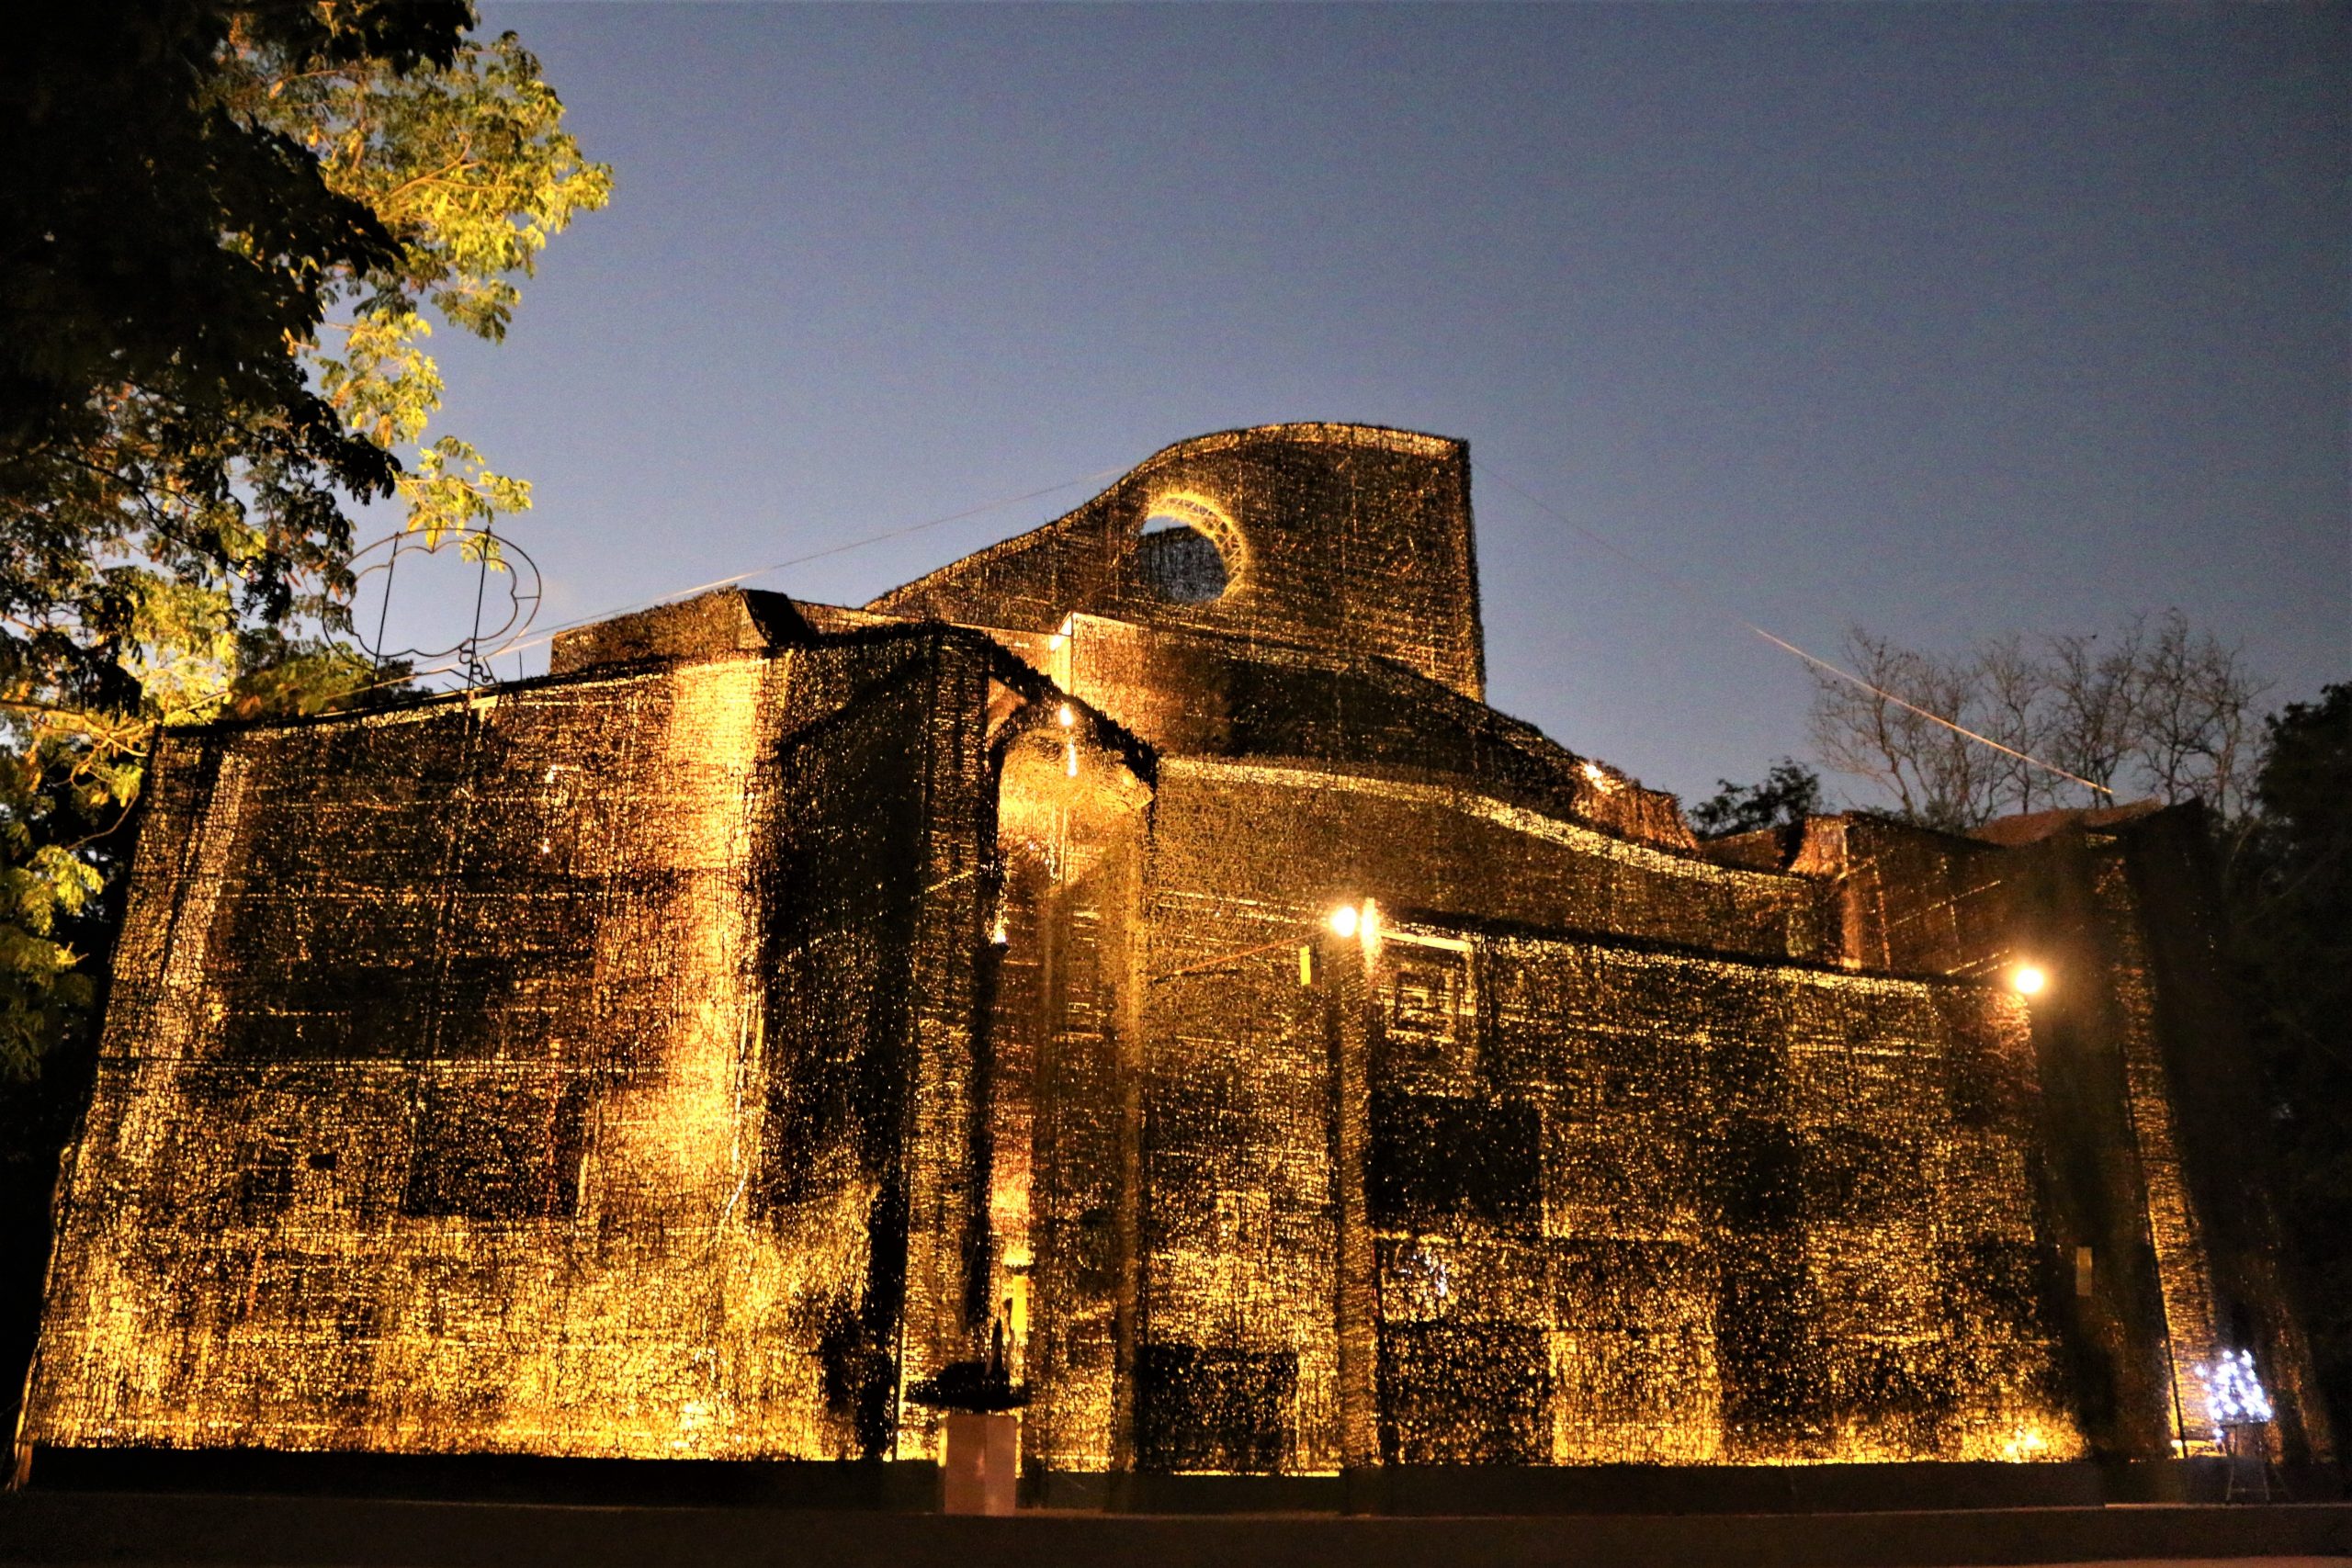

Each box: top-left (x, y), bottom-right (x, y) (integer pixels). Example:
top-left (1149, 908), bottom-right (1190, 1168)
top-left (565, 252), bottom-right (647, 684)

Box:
top-left (18, 424), bottom-right (2317, 1484)
top-left (2201, 1349), bottom-right (2275, 1431)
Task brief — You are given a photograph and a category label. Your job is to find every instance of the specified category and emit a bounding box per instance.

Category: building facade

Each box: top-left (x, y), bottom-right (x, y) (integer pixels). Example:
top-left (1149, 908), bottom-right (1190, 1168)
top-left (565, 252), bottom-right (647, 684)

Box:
top-left (19, 423), bottom-right (2331, 1476)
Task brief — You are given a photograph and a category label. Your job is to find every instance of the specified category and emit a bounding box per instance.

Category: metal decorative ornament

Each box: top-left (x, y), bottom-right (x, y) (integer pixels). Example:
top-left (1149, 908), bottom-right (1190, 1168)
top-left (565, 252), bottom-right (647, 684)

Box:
top-left (350, 526), bottom-right (543, 688)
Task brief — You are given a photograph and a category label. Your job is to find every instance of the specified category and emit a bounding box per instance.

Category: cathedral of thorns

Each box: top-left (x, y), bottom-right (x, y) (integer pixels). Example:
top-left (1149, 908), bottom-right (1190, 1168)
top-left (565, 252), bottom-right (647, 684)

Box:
top-left (21, 424), bottom-right (2333, 1481)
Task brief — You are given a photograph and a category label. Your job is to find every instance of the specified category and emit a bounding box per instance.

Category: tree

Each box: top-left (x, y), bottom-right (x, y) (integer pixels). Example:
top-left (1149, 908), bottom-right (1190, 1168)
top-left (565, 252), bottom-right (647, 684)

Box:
top-left (1689, 758), bottom-right (1823, 840)
top-left (0, 2), bottom-right (610, 1079)
top-left (2230, 685), bottom-right (2352, 1437)
top-left (1807, 611), bottom-right (2266, 833)
top-left (1809, 631), bottom-right (1996, 830)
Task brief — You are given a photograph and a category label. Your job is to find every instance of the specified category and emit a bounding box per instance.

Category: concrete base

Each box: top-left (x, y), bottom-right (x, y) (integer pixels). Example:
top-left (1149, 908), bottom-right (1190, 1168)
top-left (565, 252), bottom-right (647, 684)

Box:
top-left (21, 1447), bottom-right (944, 1509)
top-left (942, 1414), bottom-right (1019, 1516)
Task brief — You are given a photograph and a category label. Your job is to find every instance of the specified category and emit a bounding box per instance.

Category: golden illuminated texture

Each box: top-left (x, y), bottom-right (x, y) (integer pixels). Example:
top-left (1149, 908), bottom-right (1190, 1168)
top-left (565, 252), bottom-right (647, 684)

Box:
top-left (981, 714), bottom-right (1151, 1472)
top-left (1137, 761), bottom-right (2079, 1470)
top-left (866, 425), bottom-right (1487, 704)
top-left (20, 423), bottom-right (2331, 1476)
top-left (28, 637), bottom-right (1022, 1461)
top-left (2094, 857), bottom-right (2222, 1454)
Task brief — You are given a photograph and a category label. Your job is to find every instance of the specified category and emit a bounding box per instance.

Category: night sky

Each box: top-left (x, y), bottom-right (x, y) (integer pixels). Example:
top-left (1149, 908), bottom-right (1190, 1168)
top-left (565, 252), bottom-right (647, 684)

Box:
top-left (387, 2), bottom-right (2347, 808)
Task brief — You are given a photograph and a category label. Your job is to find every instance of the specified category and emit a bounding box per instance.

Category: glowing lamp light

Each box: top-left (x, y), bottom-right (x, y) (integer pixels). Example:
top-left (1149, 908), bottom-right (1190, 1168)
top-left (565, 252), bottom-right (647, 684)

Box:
top-left (1328, 904), bottom-right (1359, 939)
top-left (1326, 899), bottom-right (1380, 943)
top-left (1998, 1425), bottom-right (2052, 1462)
top-left (2009, 964), bottom-right (2049, 997)
top-left (1057, 703), bottom-right (1074, 728)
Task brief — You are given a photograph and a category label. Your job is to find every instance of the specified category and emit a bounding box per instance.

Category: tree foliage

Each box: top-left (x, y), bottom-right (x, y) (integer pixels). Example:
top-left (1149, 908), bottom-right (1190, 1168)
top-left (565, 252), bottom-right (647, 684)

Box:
top-left (1689, 758), bottom-right (1823, 840)
top-left (2229, 684), bottom-right (2352, 1438)
top-left (1809, 612), bottom-right (2266, 832)
top-left (0, 2), bottom-right (609, 1078)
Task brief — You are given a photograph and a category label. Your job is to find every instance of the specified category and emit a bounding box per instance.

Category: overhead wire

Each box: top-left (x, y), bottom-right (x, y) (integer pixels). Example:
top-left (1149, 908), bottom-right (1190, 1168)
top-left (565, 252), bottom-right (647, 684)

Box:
top-left (1481, 468), bottom-right (2113, 798)
top-left (346, 464), bottom-right (1129, 701)
top-left (353, 449), bottom-right (2109, 802)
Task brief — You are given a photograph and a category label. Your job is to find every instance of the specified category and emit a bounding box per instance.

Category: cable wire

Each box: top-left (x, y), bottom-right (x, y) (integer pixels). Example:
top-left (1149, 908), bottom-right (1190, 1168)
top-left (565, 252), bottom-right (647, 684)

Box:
top-left (1483, 468), bottom-right (2113, 798)
top-left (346, 463), bottom-right (1128, 701)
top-left (356, 451), bottom-right (2109, 802)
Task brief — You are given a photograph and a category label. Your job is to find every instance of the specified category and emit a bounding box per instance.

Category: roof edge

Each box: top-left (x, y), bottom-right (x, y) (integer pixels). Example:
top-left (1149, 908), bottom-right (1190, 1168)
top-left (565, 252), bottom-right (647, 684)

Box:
top-left (865, 422), bottom-right (1464, 612)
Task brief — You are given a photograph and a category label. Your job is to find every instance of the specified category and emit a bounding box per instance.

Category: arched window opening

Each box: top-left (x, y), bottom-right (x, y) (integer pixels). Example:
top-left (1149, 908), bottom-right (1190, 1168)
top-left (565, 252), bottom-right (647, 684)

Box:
top-left (1136, 494), bottom-right (1238, 604)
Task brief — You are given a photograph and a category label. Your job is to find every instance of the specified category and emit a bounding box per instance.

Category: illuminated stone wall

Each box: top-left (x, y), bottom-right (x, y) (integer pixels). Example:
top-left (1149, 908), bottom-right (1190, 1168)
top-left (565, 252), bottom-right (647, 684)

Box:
top-left (866, 424), bottom-right (1487, 703)
top-left (981, 721), bottom-right (1152, 1472)
top-left (25, 633), bottom-right (1021, 1460)
top-left (1146, 760), bottom-right (1832, 966)
top-left (1037, 615), bottom-right (1695, 850)
top-left (1379, 933), bottom-right (2067, 1466)
top-left (22, 423), bottom-right (2330, 1476)
top-left (2109, 808), bottom-right (2336, 1464)
top-left (1800, 809), bottom-right (2336, 1464)
top-left (1131, 759), bottom-right (2078, 1472)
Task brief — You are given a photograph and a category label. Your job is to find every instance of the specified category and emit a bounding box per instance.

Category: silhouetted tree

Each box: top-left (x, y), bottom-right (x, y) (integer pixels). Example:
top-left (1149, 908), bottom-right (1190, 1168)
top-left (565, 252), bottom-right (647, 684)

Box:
top-left (1809, 612), bottom-right (2265, 831)
top-left (2230, 683), bottom-right (2352, 1438)
top-left (2, 1), bottom-right (610, 1079)
top-left (0, 0), bottom-right (607, 1453)
top-left (1689, 758), bottom-right (1823, 840)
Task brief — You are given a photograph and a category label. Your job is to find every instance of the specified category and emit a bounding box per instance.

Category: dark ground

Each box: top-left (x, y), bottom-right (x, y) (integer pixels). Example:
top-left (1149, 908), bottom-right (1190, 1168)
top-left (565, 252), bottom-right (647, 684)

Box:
top-left (2, 1492), bottom-right (2349, 1568)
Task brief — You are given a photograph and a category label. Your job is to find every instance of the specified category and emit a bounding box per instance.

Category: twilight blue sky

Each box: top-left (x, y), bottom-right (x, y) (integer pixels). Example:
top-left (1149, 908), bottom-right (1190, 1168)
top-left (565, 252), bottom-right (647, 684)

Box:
top-left (385, 2), bottom-right (2347, 808)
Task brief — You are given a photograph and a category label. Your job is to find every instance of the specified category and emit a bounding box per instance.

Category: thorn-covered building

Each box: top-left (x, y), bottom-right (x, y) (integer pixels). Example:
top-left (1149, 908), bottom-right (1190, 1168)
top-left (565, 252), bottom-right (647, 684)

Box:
top-left (19, 424), bottom-right (2332, 1482)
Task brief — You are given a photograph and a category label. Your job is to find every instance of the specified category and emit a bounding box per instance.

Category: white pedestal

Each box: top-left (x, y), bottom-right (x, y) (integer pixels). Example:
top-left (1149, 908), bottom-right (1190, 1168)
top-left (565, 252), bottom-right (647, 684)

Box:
top-left (942, 1412), bottom-right (1020, 1515)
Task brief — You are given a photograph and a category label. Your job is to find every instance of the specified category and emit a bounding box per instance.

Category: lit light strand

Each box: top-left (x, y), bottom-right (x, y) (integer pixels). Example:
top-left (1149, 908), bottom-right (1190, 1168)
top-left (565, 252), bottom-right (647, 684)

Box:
top-left (1485, 468), bottom-right (2115, 799)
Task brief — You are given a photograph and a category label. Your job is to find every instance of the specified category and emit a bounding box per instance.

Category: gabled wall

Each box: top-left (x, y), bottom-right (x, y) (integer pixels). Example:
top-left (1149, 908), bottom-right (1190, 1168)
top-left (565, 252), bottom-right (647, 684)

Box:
top-left (866, 424), bottom-right (1487, 704)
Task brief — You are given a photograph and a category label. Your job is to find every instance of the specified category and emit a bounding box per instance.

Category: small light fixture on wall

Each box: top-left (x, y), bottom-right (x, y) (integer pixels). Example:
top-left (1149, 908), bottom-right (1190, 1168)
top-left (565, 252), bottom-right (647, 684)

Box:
top-left (1326, 898), bottom-right (1380, 945)
top-left (2009, 963), bottom-right (2049, 997)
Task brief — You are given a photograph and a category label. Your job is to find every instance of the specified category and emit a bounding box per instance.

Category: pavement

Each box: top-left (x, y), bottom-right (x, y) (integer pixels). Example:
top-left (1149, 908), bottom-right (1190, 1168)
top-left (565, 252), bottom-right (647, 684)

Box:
top-left (1, 1492), bottom-right (2348, 1568)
